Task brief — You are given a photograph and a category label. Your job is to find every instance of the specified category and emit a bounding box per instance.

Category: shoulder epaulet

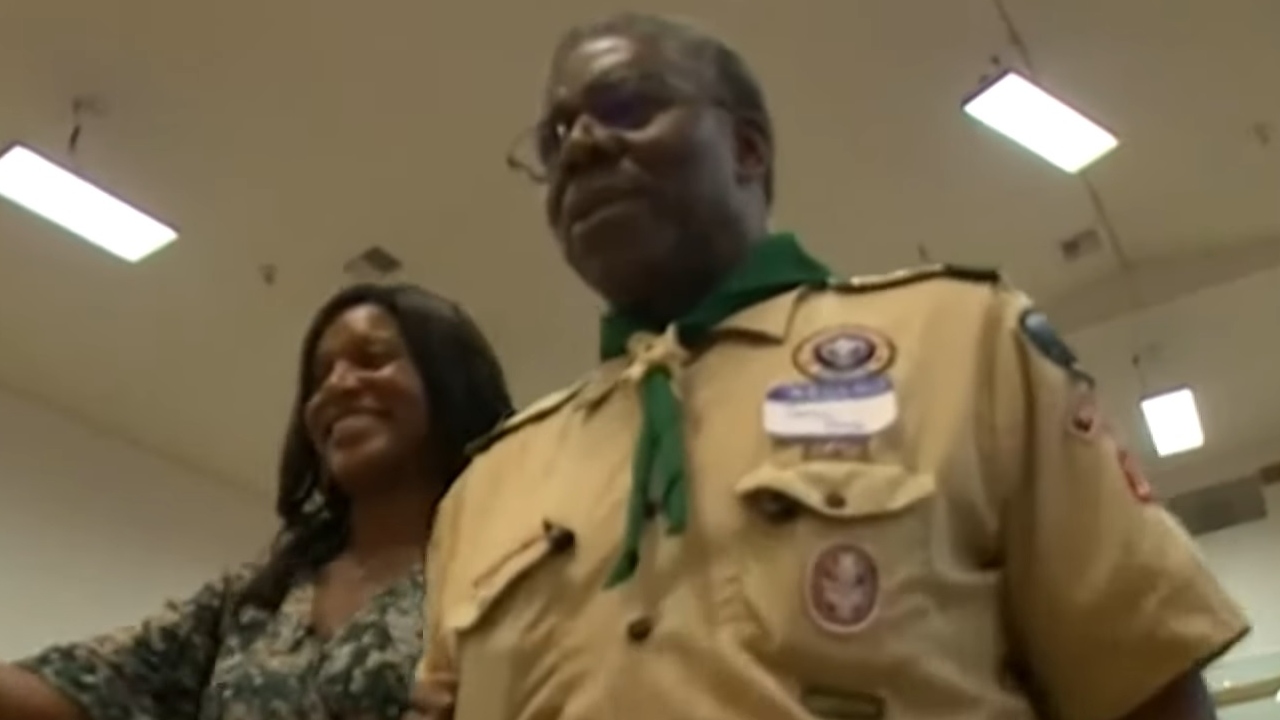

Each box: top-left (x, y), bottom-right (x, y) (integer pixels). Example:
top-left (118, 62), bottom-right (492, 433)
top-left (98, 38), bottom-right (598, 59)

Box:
top-left (828, 263), bottom-right (1002, 293)
top-left (465, 379), bottom-right (587, 457)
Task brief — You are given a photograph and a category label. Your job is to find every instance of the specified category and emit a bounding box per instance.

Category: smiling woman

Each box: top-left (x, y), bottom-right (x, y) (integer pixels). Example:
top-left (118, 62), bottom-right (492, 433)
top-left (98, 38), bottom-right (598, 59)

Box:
top-left (0, 283), bottom-right (514, 720)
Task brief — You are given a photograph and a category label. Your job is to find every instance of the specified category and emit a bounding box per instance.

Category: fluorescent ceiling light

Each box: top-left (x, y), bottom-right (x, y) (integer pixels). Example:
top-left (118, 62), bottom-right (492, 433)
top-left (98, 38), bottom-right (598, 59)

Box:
top-left (0, 144), bottom-right (177, 262)
top-left (1140, 387), bottom-right (1204, 457)
top-left (963, 71), bottom-right (1119, 173)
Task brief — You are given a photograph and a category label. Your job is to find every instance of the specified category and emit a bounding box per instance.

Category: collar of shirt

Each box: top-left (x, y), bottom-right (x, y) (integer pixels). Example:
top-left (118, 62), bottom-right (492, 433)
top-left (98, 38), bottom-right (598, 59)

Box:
top-left (575, 286), bottom-right (808, 408)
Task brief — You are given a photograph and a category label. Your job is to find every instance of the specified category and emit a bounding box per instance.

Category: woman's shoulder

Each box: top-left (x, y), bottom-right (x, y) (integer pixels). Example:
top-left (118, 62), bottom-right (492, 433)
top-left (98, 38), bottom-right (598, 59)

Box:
top-left (213, 560), bottom-right (260, 591)
top-left (201, 560), bottom-right (265, 612)
top-left (224, 559), bottom-right (269, 589)
top-left (198, 558), bottom-right (282, 636)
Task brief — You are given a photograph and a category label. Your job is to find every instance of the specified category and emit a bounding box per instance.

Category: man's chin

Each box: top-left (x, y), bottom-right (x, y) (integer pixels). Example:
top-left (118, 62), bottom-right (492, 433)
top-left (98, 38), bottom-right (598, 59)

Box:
top-left (569, 228), bottom-right (682, 308)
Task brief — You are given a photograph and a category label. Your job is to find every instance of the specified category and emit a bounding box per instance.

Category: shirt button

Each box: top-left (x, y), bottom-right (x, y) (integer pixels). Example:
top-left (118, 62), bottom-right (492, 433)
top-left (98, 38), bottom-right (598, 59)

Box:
top-left (823, 491), bottom-right (847, 510)
top-left (542, 521), bottom-right (576, 554)
top-left (625, 616), bottom-right (654, 643)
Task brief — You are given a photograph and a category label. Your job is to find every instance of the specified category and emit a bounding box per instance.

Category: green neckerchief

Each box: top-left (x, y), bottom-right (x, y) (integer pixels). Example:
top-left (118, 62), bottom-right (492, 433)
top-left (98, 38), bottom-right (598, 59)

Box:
top-left (598, 232), bottom-right (833, 587)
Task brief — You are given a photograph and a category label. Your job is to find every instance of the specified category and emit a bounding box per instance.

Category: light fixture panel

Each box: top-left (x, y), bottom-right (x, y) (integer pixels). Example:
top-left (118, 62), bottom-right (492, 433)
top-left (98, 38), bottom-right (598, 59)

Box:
top-left (1140, 387), bottom-right (1205, 457)
top-left (964, 71), bottom-right (1119, 173)
top-left (0, 144), bottom-right (177, 262)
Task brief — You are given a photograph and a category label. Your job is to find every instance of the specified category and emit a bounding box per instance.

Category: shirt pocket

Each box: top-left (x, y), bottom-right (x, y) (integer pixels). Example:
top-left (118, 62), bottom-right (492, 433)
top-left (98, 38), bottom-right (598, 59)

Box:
top-left (729, 459), bottom-right (937, 687)
top-left (445, 521), bottom-right (575, 718)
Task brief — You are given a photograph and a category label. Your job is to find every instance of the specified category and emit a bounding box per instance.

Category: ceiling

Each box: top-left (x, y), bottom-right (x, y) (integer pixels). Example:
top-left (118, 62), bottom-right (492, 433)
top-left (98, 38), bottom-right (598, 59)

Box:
top-left (0, 0), bottom-right (1276, 497)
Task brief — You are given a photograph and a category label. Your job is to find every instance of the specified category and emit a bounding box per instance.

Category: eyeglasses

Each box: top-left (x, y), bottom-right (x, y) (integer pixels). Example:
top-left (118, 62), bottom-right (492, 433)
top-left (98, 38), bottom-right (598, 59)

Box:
top-left (504, 78), bottom-right (734, 185)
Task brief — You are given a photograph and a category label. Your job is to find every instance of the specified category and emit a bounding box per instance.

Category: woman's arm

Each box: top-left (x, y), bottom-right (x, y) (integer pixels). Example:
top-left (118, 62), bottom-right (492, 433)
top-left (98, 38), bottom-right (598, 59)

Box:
top-left (0, 662), bottom-right (89, 720)
top-left (4, 566), bottom-right (247, 720)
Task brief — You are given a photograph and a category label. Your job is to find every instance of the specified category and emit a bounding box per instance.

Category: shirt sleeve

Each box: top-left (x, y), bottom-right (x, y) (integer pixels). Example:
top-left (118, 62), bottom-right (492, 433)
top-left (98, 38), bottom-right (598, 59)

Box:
top-left (15, 567), bottom-right (246, 720)
top-left (986, 289), bottom-right (1250, 720)
top-left (412, 489), bottom-right (459, 718)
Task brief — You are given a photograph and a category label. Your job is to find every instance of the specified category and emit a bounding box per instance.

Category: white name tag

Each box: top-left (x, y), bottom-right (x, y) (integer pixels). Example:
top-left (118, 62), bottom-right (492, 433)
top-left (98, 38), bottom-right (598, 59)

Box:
top-left (763, 376), bottom-right (898, 439)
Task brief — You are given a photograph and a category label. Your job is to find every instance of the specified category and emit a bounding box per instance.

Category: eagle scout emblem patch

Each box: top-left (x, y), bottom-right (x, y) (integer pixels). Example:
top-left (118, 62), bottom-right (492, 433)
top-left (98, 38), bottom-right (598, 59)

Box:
top-left (794, 327), bottom-right (894, 382)
top-left (806, 542), bottom-right (878, 633)
top-left (1019, 309), bottom-right (1079, 372)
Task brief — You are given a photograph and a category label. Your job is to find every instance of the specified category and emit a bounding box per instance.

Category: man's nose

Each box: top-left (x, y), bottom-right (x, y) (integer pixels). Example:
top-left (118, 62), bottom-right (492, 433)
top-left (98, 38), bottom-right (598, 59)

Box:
top-left (557, 115), bottom-right (622, 173)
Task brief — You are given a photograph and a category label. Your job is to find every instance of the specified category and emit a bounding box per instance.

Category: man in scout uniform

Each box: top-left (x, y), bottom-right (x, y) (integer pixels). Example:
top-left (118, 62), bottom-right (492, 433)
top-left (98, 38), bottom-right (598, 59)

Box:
top-left (411, 12), bottom-right (1249, 720)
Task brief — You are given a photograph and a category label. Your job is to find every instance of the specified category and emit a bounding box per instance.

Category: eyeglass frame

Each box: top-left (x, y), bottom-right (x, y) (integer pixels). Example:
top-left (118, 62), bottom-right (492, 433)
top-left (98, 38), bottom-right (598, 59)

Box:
top-left (503, 75), bottom-right (753, 185)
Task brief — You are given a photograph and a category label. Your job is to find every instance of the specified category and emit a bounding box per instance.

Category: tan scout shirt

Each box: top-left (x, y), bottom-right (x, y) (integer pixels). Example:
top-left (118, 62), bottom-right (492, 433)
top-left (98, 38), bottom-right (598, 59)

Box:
top-left (416, 268), bottom-right (1248, 720)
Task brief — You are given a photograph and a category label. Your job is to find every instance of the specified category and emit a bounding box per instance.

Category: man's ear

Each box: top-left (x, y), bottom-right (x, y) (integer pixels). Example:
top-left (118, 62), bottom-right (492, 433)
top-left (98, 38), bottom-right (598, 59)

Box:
top-left (733, 117), bottom-right (771, 188)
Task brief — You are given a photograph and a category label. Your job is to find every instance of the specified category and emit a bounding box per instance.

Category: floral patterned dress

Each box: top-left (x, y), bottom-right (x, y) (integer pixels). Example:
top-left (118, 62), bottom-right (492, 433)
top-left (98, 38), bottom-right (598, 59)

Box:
top-left (18, 563), bottom-right (424, 720)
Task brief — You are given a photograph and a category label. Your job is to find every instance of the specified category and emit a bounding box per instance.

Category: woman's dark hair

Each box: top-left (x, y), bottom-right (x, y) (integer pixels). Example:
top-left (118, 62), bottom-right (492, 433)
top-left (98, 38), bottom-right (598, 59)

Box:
top-left (239, 283), bottom-right (514, 610)
top-left (550, 12), bottom-right (775, 204)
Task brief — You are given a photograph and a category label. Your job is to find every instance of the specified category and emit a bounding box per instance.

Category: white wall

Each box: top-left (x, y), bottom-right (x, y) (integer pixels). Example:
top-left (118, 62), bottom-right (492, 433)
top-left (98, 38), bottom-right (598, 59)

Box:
top-left (1197, 483), bottom-right (1280, 660)
top-left (1147, 434), bottom-right (1280, 661)
top-left (0, 386), bottom-right (273, 659)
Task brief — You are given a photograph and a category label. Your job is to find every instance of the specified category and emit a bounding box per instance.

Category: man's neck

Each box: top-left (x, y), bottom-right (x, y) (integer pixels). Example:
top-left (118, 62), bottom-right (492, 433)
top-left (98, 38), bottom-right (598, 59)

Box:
top-left (621, 227), bottom-right (764, 327)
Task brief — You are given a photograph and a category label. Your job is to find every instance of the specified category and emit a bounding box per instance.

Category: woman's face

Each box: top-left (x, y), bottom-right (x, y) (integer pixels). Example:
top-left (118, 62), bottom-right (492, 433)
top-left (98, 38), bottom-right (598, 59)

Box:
top-left (303, 303), bottom-right (430, 493)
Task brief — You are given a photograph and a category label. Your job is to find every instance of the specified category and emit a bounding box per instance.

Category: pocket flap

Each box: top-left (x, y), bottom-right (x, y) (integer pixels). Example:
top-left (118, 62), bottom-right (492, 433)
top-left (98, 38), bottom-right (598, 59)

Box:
top-left (443, 526), bottom-right (562, 633)
top-left (735, 460), bottom-right (935, 521)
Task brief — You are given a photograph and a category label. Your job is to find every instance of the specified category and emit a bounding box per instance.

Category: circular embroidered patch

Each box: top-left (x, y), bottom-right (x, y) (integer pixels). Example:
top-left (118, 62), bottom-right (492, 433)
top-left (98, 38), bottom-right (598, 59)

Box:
top-left (793, 327), bottom-right (895, 382)
top-left (804, 542), bottom-right (879, 634)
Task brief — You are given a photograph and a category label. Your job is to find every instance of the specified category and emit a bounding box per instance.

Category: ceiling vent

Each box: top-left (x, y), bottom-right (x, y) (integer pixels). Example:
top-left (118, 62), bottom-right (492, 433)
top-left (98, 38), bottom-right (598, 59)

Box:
top-left (1256, 460), bottom-right (1280, 486)
top-left (1165, 474), bottom-right (1269, 536)
top-left (1057, 228), bottom-right (1104, 262)
top-left (343, 245), bottom-right (403, 282)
